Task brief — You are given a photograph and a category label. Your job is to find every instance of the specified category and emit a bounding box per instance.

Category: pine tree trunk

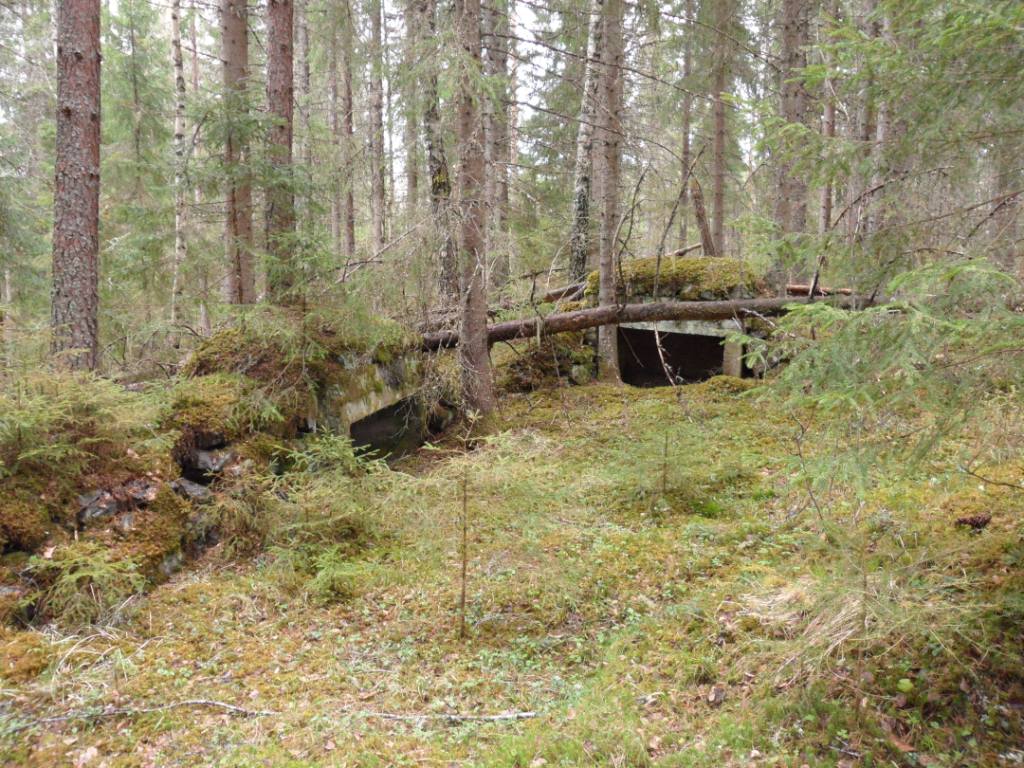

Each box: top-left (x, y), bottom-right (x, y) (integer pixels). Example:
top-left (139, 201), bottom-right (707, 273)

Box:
top-left (597, 0), bottom-right (623, 381)
top-left (567, 0), bottom-right (605, 284)
top-left (220, 0), bottom-right (255, 303)
top-left (419, 0), bottom-right (459, 303)
top-left (170, 0), bottom-right (188, 337)
top-left (52, 0), bottom-right (101, 370)
top-left (369, 0), bottom-right (387, 254)
top-left (774, 0), bottom-right (810, 237)
top-left (266, 0), bottom-right (296, 302)
top-left (455, 0), bottom-right (495, 413)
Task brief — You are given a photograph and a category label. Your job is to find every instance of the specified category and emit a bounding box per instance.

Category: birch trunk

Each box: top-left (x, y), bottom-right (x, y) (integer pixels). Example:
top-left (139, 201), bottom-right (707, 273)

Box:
top-left (567, 0), bottom-right (605, 284)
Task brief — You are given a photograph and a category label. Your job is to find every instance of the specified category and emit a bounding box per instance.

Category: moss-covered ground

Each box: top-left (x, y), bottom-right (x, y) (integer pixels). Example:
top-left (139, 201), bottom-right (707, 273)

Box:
top-left (2, 380), bottom-right (1022, 766)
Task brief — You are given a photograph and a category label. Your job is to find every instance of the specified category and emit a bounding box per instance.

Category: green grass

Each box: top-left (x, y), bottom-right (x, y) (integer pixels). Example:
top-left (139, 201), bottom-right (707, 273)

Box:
top-left (1, 381), bottom-right (1021, 767)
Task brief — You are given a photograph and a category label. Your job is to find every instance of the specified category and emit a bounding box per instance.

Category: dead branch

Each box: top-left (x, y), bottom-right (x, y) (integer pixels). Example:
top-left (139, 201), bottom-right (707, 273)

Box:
top-left (6, 698), bottom-right (279, 734)
top-left (362, 710), bottom-right (537, 724)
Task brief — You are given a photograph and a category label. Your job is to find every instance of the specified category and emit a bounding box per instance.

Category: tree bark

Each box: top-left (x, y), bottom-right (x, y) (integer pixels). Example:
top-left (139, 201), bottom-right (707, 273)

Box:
top-left (170, 0), bottom-right (188, 337)
top-left (52, 0), bottom-right (101, 370)
top-left (296, 0), bottom-right (312, 215)
top-left (773, 0), bottom-right (811, 237)
top-left (483, 0), bottom-right (511, 288)
top-left (690, 177), bottom-right (718, 256)
top-left (678, 0), bottom-right (693, 250)
top-left (454, 0), bottom-right (496, 413)
top-left (266, 0), bottom-right (296, 302)
top-left (423, 294), bottom-right (872, 351)
top-left (368, 0), bottom-right (387, 254)
top-left (596, 0), bottom-right (624, 380)
top-left (419, 0), bottom-right (459, 303)
top-left (2, 267), bottom-right (13, 369)
top-left (712, 63), bottom-right (727, 255)
top-left (567, 0), bottom-right (605, 284)
top-left (403, 0), bottom-right (420, 214)
top-left (220, 0), bottom-right (255, 303)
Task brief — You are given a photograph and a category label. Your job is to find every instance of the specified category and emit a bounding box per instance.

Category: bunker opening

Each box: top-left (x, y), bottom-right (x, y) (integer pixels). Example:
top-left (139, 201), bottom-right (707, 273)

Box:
top-left (616, 325), bottom-right (743, 387)
top-left (349, 396), bottom-right (431, 460)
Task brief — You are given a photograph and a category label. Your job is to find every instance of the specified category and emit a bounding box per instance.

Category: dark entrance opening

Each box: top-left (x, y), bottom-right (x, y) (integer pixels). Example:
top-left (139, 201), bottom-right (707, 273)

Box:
top-left (349, 396), bottom-right (428, 460)
top-left (617, 327), bottom-right (725, 387)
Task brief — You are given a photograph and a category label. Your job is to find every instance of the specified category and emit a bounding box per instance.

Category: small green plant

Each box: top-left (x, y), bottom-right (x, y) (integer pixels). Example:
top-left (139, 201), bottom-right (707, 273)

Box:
top-left (24, 542), bottom-right (147, 628)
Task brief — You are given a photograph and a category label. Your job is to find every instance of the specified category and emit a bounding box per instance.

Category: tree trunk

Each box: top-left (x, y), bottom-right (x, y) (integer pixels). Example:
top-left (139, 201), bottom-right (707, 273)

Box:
top-left (341, 0), bottom-right (357, 261)
top-left (847, 0), bottom-right (877, 244)
top-left (170, 0), bottom-right (188, 338)
top-left (678, 0), bottom-right (693, 249)
top-left (419, 0), bottom-right (459, 303)
top-left (266, 0), bottom-right (296, 303)
top-left (712, 62), bottom-right (727, 255)
top-left (774, 0), bottom-right (810, 237)
top-left (484, 0), bottom-right (511, 288)
top-left (567, 0), bottom-right (605, 284)
top-left (422, 294), bottom-right (872, 351)
top-left (454, 0), bottom-right (495, 413)
top-left (403, 0), bottom-right (419, 214)
top-left (691, 177), bottom-right (718, 256)
top-left (2, 267), bottom-right (13, 369)
top-left (597, 0), bottom-right (624, 381)
top-left (296, 0), bottom-right (312, 216)
top-left (52, 0), bottom-right (101, 370)
top-left (220, 0), bottom-right (255, 303)
top-left (368, 0), bottom-right (387, 254)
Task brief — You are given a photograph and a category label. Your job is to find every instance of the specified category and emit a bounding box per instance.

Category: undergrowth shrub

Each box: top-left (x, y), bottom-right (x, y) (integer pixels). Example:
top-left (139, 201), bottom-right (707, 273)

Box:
top-left (261, 435), bottom-right (388, 603)
top-left (0, 370), bottom-right (162, 483)
top-left (23, 543), bottom-right (146, 628)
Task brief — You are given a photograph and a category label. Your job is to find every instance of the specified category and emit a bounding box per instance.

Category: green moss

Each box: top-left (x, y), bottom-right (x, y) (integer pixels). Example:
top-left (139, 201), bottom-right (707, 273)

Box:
top-left (496, 333), bottom-right (594, 392)
top-left (0, 630), bottom-right (52, 682)
top-left (0, 493), bottom-right (51, 552)
top-left (122, 487), bottom-right (189, 578)
top-left (689, 374), bottom-right (758, 397)
top-left (165, 373), bottom-right (250, 443)
top-left (584, 255), bottom-right (758, 302)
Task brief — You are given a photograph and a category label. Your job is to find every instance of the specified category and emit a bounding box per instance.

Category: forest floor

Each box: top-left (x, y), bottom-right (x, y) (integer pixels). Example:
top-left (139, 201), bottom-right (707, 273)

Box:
top-left (2, 379), bottom-right (1023, 767)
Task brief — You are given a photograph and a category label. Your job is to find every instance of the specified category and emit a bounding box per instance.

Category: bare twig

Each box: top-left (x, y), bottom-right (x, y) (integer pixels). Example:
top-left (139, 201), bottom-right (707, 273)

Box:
top-left (5, 699), bottom-right (279, 735)
top-left (362, 710), bottom-right (537, 724)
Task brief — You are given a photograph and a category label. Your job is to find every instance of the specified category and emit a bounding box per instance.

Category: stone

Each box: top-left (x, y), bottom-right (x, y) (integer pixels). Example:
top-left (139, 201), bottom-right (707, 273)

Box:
top-left (570, 364), bottom-right (593, 385)
top-left (124, 478), bottom-right (160, 505)
top-left (170, 478), bottom-right (213, 503)
top-left (195, 449), bottom-right (236, 475)
top-left (77, 490), bottom-right (120, 524)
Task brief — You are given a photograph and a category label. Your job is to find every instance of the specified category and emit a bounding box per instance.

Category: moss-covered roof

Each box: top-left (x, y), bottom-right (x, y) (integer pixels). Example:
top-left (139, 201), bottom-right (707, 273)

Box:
top-left (584, 256), bottom-right (759, 302)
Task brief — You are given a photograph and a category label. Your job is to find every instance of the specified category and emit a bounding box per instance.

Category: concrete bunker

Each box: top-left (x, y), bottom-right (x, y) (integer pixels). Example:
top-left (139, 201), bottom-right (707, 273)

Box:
top-left (615, 318), bottom-right (744, 387)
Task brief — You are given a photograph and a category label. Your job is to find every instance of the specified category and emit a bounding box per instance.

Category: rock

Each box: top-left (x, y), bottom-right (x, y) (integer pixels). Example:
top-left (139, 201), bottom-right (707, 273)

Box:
top-left (707, 684), bottom-right (727, 707)
top-left (77, 490), bottom-right (120, 524)
top-left (159, 550), bottom-right (184, 578)
top-left (115, 511), bottom-right (135, 534)
top-left (570, 364), bottom-right (593, 385)
top-left (195, 449), bottom-right (236, 475)
top-left (124, 478), bottom-right (160, 505)
top-left (170, 478), bottom-right (213, 503)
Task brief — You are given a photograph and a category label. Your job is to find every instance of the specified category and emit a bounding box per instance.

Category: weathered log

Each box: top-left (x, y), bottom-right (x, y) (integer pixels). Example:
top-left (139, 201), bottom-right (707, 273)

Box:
top-left (421, 294), bottom-right (873, 351)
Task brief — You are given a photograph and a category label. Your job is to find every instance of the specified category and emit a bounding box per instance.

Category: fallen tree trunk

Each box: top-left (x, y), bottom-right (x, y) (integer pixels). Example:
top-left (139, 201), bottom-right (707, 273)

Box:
top-left (421, 294), bottom-right (874, 351)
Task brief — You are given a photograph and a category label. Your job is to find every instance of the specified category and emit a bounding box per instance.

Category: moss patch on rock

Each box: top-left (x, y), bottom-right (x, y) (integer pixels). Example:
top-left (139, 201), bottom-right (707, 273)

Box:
top-left (496, 333), bottom-right (595, 392)
top-left (585, 256), bottom-right (759, 302)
